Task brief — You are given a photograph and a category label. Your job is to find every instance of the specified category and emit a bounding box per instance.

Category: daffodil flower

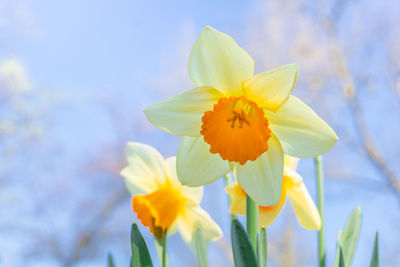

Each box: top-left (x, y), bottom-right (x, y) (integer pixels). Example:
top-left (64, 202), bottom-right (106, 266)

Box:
top-left (145, 26), bottom-right (338, 206)
top-left (226, 156), bottom-right (321, 230)
top-left (120, 142), bottom-right (222, 246)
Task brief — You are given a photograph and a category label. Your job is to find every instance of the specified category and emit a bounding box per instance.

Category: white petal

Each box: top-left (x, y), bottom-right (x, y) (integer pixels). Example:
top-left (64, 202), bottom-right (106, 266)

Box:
top-left (243, 64), bottom-right (298, 112)
top-left (177, 205), bottom-right (223, 248)
top-left (177, 136), bottom-right (230, 186)
top-left (235, 134), bottom-right (284, 206)
top-left (188, 26), bottom-right (254, 96)
top-left (266, 96), bottom-right (338, 158)
top-left (121, 142), bottom-right (166, 195)
top-left (144, 86), bottom-right (223, 137)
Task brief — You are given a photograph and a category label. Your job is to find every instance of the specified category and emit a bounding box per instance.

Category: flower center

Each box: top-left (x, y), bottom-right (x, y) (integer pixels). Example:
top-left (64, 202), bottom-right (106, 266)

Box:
top-left (200, 96), bottom-right (271, 165)
top-left (132, 181), bottom-right (186, 238)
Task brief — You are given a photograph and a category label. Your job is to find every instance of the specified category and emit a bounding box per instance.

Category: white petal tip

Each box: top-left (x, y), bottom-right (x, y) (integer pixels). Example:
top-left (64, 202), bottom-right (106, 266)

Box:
top-left (334, 133), bottom-right (339, 142)
top-left (203, 25), bottom-right (215, 31)
top-left (286, 63), bottom-right (299, 70)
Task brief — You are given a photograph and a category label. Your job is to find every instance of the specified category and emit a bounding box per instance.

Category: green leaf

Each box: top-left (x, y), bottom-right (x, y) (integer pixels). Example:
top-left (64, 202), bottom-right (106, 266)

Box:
top-left (338, 247), bottom-right (346, 267)
top-left (131, 223), bottom-right (153, 267)
top-left (107, 253), bottom-right (115, 267)
top-left (231, 218), bottom-right (258, 267)
top-left (334, 207), bottom-right (362, 267)
top-left (258, 227), bottom-right (267, 267)
top-left (369, 232), bottom-right (379, 267)
top-left (194, 228), bottom-right (209, 267)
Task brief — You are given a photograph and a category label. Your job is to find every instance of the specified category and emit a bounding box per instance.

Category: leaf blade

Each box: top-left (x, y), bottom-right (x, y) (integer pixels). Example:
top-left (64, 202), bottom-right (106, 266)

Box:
top-left (231, 218), bottom-right (258, 267)
top-left (334, 207), bottom-right (362, 267)
top-left (107, 253), bottom-right (115, 267)
top-left (131, 223), bottom-right (153, 267)
top-left (369, 232), bottom-right (379, 267)
top-left (338, 247), bottom-right (346, 267)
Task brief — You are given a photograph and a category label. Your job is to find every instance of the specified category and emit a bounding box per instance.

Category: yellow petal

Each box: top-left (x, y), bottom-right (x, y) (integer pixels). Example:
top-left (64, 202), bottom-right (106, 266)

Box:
top-left (164, 156), bottom-right (203, 205)
top-left (266, 96), bottom-right (338, 158)
top-left (243, 64), bottom-right (298, 112)
top-left (177, 206), bottom-right (223, 248)
top-left (286, 178), bottom-right (321, 230)
top-left (144, 86), bottom-right (223, 137)
top-left (225, 182), bottom-right (246, 215)
top-left (177, 136), bottom-right (230, 186)
top-left (258, 194), bottom-right (286, 228)
top-left (230, 195), bottom-right (247, 215)
top-left (284, 155), bottom-right (299, 170)
top-left (234, 134), bottom-right (284, 206)
top-left (284, 167), bottom-right (302, 185)
top-left (225, 181), bottom-right (246, 196)
top-left (188, 26), bottom-right (254, 96)
top-left (121, 142), bottom-right (167, 195)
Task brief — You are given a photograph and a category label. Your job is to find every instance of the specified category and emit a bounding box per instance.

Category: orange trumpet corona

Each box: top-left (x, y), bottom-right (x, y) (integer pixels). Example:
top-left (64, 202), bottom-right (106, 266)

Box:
top-left (132, 182), bottom-right (187, 238)
top-left (200, 96), bottom-right (271, 165)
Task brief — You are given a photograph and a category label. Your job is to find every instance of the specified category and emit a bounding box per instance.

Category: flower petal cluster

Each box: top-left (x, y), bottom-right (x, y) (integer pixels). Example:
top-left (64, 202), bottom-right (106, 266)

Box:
top-left (121, 142), bottom-right (222, 244)
top-left (145, 26), bottom-right (337, 205)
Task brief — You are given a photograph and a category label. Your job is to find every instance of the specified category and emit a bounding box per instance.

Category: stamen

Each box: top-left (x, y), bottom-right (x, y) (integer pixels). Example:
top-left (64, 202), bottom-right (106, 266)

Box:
top-left (226, 110), bottom-right (251, 128)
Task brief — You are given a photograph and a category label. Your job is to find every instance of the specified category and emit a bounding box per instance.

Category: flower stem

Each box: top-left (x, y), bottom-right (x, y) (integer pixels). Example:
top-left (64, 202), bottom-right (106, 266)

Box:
top-left (246, 194), bottom-right (259, 252)
top-left (258, 227), bottom-right (267, 267)
top-left (315, 156), bottom-right (326, 267)
top-left (224, 173), bottom-right (236, 221)
top-left (224, 173), bottom-right (233, 203)
top-left (161, 229), bottom-right (168, 267)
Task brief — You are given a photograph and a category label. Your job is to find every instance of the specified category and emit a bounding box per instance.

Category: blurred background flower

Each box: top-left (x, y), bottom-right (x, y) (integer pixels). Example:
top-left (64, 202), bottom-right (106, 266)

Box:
top-left (0, 0), bottom-right (399, 266)
top-left (226, 156), bottom-right (321, 230)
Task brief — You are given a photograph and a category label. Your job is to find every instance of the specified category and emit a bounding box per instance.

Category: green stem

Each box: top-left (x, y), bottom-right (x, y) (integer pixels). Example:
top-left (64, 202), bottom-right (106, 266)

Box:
top-left (246, 194), bottom-right (259, 252)
top-left (224, 173), bottom-right (233, 203)
top-left (162, 229), bottom-right (168, 267)
top-left (258, 227), bottom-right (267, 267)
top-left (224, 173), bottom-right (236, 221)
top-left (156, 230), bottom-right (169, 267)
top-left (315, 156), bottom-right (326, 267)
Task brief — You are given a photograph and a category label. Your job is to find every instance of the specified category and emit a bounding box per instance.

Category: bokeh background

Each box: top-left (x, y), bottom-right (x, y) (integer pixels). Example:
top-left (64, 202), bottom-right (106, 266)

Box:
top-left (1, 0), bottom-right (400, 266)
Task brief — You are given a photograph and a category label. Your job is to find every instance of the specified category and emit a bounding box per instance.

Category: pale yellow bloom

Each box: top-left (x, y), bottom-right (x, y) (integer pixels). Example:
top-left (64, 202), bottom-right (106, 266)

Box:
top-left (226, 157), bottom-right (321, 230)
top-left (120, 142), bottom-right (222, 246)
top-left (145, 26), bottom-right (338, 206)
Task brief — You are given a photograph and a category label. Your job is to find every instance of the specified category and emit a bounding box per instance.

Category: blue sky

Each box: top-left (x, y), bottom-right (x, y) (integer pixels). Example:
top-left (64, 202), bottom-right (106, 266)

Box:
top-left (2, 0), bottom-right (254, 89)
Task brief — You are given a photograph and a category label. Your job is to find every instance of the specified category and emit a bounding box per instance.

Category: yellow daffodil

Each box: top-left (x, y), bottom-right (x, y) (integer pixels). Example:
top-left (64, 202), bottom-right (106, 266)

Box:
top-left (120, 142), bottom-right (222, 246)
top-left (226, 156), bottom-right (321, 230)
top-left (145, 26), bottom-right (338, 206)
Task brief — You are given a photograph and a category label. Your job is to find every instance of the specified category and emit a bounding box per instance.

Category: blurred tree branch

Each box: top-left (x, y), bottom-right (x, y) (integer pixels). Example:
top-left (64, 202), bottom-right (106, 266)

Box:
top-left (347, 95), bottom-right (400, 194)
top-left (323, 5), bottom-right (400, 197)
top-left (64, 188), bottom-right (129, 266)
